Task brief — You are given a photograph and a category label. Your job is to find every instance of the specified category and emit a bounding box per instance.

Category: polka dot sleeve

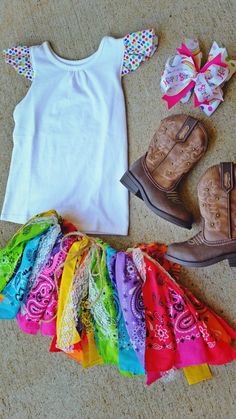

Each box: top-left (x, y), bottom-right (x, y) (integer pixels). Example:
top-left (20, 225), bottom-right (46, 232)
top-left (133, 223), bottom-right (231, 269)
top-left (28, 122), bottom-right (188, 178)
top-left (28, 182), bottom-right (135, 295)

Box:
top-left (121, 29), bottom-right (158, 76)
top-left (2, 46), bottom-right (34, 80)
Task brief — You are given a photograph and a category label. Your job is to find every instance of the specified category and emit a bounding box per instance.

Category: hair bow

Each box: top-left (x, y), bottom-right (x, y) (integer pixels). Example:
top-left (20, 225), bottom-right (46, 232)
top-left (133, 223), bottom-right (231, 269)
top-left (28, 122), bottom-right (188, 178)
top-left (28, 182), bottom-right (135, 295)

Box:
top-left (160, 39), bottom-right (236, 116)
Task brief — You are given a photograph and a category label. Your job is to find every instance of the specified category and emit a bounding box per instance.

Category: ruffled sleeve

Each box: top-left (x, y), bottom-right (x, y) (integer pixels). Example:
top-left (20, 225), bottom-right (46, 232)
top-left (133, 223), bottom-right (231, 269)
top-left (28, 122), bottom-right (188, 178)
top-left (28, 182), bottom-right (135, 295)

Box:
top-left (121, 28), bottom-right (158, 76)
top-left (2, 46), bottom-right (34, 80)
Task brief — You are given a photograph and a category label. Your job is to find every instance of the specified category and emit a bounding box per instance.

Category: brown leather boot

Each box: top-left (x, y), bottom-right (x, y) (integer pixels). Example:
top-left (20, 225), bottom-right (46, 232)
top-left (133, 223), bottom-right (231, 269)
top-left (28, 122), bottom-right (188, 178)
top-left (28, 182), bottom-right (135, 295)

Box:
top-left (166, 162), bottom-right (236, 267)
top-left (120, 114), bottom-right (208, 229)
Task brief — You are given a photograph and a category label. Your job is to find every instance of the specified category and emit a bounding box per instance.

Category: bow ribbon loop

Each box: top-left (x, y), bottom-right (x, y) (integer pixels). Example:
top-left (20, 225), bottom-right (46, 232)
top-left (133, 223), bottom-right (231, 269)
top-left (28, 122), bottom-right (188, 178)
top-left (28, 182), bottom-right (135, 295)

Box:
top-left (161, 39), bottom-right (235, 116)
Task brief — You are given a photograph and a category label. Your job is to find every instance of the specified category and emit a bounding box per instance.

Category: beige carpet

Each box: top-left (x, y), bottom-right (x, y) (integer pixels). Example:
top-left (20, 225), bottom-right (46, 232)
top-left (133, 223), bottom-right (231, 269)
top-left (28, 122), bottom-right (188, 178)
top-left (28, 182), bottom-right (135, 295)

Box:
top-left (0, 1), bottom-right (236, 418)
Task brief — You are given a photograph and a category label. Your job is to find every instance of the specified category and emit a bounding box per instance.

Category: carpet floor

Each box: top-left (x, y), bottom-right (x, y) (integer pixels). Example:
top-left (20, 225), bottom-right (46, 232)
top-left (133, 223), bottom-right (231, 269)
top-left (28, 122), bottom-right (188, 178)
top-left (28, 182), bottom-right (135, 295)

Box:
top-left (0, 1), bottom-right (236, 418)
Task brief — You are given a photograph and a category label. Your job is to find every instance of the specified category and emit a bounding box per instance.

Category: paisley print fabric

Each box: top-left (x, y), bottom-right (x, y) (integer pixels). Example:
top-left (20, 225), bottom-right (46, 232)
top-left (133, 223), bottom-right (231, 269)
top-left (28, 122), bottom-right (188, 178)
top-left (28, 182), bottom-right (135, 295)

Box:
top-left (40, 291), bottom-right (58, 336)
top-left (0, 235), bottom-right (42, 319)
top-left (137, 253), bottom-right (236, 385)
top-left (106, 247), bottom-right (145, 375)
top-left (0, 210), bottom-right (59, 292)
top-left (0, 210), bottom-right (235, 386)
top-left (115, 251), bottom-right (146, 368)
top-left (17, 234), bottom-right (74, 335)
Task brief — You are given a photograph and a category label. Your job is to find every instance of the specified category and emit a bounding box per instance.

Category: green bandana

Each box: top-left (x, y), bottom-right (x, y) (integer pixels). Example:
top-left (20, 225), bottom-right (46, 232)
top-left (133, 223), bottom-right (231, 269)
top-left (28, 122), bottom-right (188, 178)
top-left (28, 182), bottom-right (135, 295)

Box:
top-left (89, 240), bottom-right (118, 365)
top-left (0, 210), bottom-right (59, 292)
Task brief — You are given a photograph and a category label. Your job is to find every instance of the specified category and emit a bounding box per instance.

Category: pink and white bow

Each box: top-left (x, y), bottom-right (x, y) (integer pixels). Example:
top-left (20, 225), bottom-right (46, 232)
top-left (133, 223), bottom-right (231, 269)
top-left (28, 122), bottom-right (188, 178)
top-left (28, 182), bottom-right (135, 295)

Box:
top-left (160, 39), bottom-right (236, 116)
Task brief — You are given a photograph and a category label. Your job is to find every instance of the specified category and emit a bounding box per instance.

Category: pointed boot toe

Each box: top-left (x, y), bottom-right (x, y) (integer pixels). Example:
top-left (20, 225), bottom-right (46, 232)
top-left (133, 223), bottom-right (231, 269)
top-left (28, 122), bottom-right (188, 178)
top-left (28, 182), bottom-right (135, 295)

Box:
top-left (165, 237), bottom-right (208, 267)
top-left (121, 162), bottom-right (194, 229)
top-left (166, 162), bottom-right (236, 269)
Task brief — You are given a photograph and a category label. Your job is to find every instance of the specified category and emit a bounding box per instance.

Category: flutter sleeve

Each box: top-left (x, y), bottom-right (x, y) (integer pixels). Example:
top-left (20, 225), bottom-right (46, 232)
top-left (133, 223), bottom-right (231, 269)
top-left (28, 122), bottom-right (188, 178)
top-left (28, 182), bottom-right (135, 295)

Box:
top-left (2, 46), bottom-right (34, 80)
top-left (121, 28), bottom-right (158, 76)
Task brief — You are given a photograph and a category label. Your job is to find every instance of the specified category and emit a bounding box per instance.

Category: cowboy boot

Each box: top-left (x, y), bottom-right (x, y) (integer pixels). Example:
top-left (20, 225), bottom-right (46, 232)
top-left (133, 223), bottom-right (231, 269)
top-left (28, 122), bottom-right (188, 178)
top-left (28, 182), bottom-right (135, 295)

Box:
top-left (120, 114), bottom-right (208, 229)
top-left (166, 162), bottom-right (236, 267)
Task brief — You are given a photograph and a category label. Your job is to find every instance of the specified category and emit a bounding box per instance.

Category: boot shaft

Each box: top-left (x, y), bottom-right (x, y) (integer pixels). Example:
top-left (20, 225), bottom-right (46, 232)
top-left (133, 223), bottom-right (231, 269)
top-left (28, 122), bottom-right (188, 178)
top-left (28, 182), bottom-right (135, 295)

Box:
top-left (198, 162), bottom-right (236, 241)
top-left (146, 114), bottom-right (208, 191)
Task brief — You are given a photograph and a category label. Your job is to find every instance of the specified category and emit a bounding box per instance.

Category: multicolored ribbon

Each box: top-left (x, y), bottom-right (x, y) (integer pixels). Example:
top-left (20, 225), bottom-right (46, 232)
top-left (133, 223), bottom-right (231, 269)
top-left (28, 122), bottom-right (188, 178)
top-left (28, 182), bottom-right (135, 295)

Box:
top-left (161, 39), bottom-right (236, 116)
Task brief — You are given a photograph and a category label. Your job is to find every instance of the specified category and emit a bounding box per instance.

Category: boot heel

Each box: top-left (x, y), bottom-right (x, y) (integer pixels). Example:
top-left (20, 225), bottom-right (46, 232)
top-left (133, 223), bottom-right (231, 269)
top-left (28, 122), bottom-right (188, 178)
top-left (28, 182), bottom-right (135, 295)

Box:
top-left (120, 171), bottom-right (140, 196)
top-left (228, 255), bottom-right (236, 268)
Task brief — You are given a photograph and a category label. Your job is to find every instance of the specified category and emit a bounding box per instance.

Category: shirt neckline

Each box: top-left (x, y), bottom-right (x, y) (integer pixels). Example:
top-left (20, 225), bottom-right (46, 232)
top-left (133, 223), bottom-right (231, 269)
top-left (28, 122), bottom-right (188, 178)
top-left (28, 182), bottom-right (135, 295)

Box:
top-left (43, 37), bottom-right (106, 71)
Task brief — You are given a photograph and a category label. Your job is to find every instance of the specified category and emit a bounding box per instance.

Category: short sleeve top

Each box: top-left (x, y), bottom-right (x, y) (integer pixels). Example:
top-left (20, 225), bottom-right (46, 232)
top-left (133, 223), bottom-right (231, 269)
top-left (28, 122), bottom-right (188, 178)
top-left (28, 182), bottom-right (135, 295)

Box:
top-left (1, 29), bottom-right (158, 234)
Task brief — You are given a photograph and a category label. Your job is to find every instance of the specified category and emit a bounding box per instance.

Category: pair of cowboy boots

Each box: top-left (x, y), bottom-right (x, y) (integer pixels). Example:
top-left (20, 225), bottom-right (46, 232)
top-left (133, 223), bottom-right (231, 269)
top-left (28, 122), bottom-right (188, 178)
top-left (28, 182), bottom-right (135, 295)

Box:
top-left (121, 114), bottom-right (236, 268)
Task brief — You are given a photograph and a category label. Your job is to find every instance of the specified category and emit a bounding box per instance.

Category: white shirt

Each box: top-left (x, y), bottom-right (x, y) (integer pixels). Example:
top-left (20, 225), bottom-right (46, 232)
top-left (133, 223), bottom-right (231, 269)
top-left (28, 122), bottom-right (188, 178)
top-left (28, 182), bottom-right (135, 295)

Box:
top-left (1, 30), bottom-right (157, 234)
